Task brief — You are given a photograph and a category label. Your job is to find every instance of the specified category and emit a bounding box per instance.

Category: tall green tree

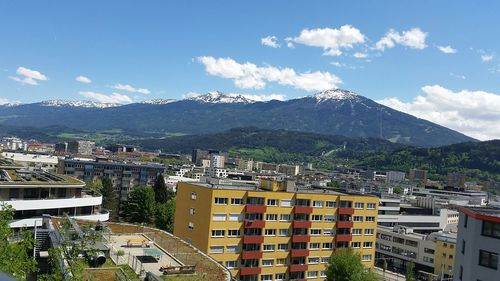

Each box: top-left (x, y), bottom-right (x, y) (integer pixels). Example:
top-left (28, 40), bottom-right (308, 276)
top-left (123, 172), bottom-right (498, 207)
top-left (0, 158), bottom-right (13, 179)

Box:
top-left (326, 249), bottom-right (379, 281)
top-left (101, 177), bottom-right (119, 221)
top-left (406, 261), bottom-right (415, 281)
top-left (0, 204), bottom-right (37, 280)
top-left (155, 200), bottom-right (176, 233)
top-left (153, 174), bottom-right (174, 204)
top-left (124, 186), bottom-right (156, 224)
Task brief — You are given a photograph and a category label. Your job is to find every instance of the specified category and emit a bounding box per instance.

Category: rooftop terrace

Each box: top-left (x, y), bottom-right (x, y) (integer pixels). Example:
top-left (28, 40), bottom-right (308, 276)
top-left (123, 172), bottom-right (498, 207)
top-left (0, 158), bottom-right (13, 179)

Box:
top-left (0, 166), bottom-right (84, 186)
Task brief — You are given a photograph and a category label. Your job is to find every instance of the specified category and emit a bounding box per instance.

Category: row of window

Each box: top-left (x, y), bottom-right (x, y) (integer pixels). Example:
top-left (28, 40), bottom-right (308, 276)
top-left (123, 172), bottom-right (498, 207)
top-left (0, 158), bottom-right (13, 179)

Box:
top-left (223, 271), bottom-right (326, 281)
top-left (210, 228), bottom-right (374, 237)
top-left (226, 256), bottom-right (331, 268)
top-left (211, 196), bottom-right (376, 209)
top-left (209, 242), bottom-right (373, 253)
top-left (211, 213), bottom-right (375, 222)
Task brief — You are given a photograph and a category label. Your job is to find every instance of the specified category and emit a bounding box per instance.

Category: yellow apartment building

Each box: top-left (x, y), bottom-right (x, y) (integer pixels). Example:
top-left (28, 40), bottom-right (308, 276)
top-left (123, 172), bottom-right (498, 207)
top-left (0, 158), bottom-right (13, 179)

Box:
top-left (174, 180), bottom-right (379, 281)
top-left (433, 233), bottom-right (457, 279)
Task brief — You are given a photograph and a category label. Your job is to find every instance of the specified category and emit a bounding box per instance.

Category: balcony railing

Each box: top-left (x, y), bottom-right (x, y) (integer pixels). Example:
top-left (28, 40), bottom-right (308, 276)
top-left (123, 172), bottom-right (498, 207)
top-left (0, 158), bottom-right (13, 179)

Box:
top-left (292, 235), bottom-right (310, 243)
top-left (290, 249), bottom-right (309, 257)
top-left (293, 206), bottom-right (313, 214)
top-left (243, 235), bottom-right (264, 244)
top-left (245, 205), bottom-right (267, 213)
top-left (336, 234), bottom-right (353, 242)
top-left (241, 251), bottom-right (263, 259)
top-left (337, 221), bottom-right (354, 228)
top-left (338, 207), bottom-right (355, 215)
top-left (244, 220), bottom-right (265, 228)
top-left (292, 221), bottom-right (311, 228)
top-left (240, 267), bottom-right (261, 275)
top-left (289, 264), bottom-right (308, 272)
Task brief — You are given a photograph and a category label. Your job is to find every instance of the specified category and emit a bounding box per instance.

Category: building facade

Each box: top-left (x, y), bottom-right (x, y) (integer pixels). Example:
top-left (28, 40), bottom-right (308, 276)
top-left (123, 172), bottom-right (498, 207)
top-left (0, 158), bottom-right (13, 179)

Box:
top-left (174, 180), bottom-right (379, 281)
top-left (453, 207), bottom-right (500, 281)
top-left (433, 232), bottom-right (457, 279)
top-left (67, 140), bottom-right (95, 155)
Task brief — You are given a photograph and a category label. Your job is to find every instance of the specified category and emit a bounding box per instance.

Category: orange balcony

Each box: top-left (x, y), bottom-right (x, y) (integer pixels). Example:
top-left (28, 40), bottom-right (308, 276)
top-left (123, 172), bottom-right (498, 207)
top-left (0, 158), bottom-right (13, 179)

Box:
top-left (244, 220), bottom-right (265, 228)
top-left (292, 221), bottom-right (312, 228)
top-left (243, 235), bottom-right (264, 244)
top-left (241, 251), bottom-right (263, 259)
top-left (291, 249), bottom-right (309, 257)
top-left (292, 235), bottom-right (310, 243)
top-left (289, 264), bottom-right (308, 272)
top-left (294, 206), bottom-right (313, 214)
top-left (240, 267), bottom-right (261, 275)
top-left (336, 234), bottom-right (352, 242)
top-left (337, 221), bottom-right (354, 228)
top-left (338, 208), bottom-right (355, 215)
top-left (245, 205), bottom-right (267, 213)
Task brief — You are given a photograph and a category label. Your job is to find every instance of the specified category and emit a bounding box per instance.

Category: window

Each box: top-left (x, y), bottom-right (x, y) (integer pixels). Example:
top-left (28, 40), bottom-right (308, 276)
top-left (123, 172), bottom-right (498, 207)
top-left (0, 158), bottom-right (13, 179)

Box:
top-left (263, 244), bottom-right (275, 251)
top-left (266, 214), bottom-right (278, 221)
top-left (275, 273), bottom-right (286, 280)
top-left (423, 256), bottom-right (434, 263)
top-left (313, 200), bottom-right (323, 208)
top-left (267, 199), bottom-right (278, 206)
top-left (225, 261), bottom-right (238, 269)
top-left (307, 271), bottom-right (318, 278)
top-left (351, 242), bottom-right (361, 248)
top-left (281, 199), bottom-right (292, 207)
top-left (362, 254), bottom-right (372, 261)
top-left (312, 215), bottom-right (323, 221)
top-left (353, 216), bottom-right (363, 222)
top-left (189, 208), bottom-right (195, 215)
top-left (323, 243), bottom-right (333, 249)
top-left (352, 229), bottom-right (362, 235)
top-left (279, 229), bottom-right (289, 236)
top-left (364, 229), bottom-right (374, 235)
top-left (323, 229), bottom-right (334, 236)
top-left (308, 257), bottom-right (319, 264)
top-left (265, 229), bottom-right (276, 236)
top-left (366, 216), bottom-right (375, 222)
top-left (231, 198), bottom-right (243, 205)
top-left (210, 246), bottom-right (224, 253)
top-left (212, 213), bottom-right (226, 221)
top-left (363, 242), bottom-right (373, 248)
top-left (278, 243), bottom-right (289, 251)
top-left (482, 221), bottom-right (500, 239)
top-left (310, 229), bottom-right (321, 236)
top-left (321, 257), bottom-right (329, 263)
top-left (276, 258), bottom-right (287, 265)
top-left (188, 222), bottom-right (194, 230)
top-left (405, 240), bottom-right (418, 247)
top-left (262, 259), bottom-right (274, 267)
top-left (354, 202), bottom-right (364, 209)
top-left (229, 213), bottom-right (243, 222)
top-left (461, 239), bottom-right (465, 254)
top-left (326, 201), bottom-right (336, 208)
top-left (479, 250), bottom-right (498, 270)
top-left (211, 229), bottom-right (225, 237)
top-left (191, 192), bottom-right (197, 200)
top-left (280, 214), bottom-right (291, 221)
top-left (309, 243), bottom-right (320, 250)
top-left (228, 229), bottom-right (240, 237)
top-left (324, 214), bottom-right (336, 222)
top-left (261, 274), bottom-right (272, 281)
top-left (320, 271), bottom-right (326, 277)
top-left (463, 214), bottom-right (468, 228)
top-left (459, 266), bottom-right (463, 280)
top-left (214, 197), bottom-right (228, 205)
top-left (424, 248), bottom-right (435, 254)
top-left (366, 203), bottom-right (376, 209)
top-left (393, 237), bottom-right (405, 244)
top-left (226, 245), bottom-right (240, 253)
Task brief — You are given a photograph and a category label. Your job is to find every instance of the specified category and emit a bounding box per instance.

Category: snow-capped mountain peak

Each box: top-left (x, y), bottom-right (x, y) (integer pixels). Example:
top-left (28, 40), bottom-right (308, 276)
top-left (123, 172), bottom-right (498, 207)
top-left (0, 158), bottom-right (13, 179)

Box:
top-left (140, 99), bottom-right (176, 105)
top-left (187, 91), bottom-right (255, 104)
top-left (312, 89), bottom-right (360, 103)
top-left (40, 100), bottom-right (122, 108)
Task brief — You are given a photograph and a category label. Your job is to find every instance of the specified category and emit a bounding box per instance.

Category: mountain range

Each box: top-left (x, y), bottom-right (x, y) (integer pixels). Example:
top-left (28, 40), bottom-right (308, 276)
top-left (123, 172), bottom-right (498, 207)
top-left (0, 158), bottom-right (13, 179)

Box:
top-left (0, 89), bottom-right (475, 147)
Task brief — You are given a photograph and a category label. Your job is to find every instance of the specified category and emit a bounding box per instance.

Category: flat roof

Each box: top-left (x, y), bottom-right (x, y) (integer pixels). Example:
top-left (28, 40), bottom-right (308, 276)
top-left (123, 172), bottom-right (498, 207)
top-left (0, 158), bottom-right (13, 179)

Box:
top-left (0, 167), bottom-right (84, 186)
top-left (63, 158), bottom-right (165, 169)
top-left (459, 206), bottom-right (500, 222)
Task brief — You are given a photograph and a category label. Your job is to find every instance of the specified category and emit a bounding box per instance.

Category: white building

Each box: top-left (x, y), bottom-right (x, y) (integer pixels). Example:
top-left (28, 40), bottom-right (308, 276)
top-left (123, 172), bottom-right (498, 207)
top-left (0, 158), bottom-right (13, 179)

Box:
top-left (0, 166), bottom-right (108, 228)
top-left (210, 154), bottom-right (225, 168)
top-left (1, 152), bottom-right (59, 172)
top-left (1, 137), bottom-right (27, 151)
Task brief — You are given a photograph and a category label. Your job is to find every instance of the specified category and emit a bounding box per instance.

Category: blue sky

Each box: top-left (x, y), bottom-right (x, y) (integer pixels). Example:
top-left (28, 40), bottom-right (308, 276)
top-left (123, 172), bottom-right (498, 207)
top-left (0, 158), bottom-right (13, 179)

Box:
top-left (1, 1), bottom-right (500, 139)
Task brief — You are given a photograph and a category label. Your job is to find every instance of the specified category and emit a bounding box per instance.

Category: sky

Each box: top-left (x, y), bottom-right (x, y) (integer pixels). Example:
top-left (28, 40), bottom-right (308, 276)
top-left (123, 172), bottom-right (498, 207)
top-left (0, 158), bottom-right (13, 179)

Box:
top-left (1, 1), bottom-right (500, 140)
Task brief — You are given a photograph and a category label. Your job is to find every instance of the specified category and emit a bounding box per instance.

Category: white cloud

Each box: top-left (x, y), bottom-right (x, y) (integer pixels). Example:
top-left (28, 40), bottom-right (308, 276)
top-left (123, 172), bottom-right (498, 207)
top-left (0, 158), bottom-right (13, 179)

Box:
top-left (284, 37), bottom-right (295, 48)
top-left (449, 72), bottom-right (466, 80)
top-left (437, 45), bottom-right (457, 54)
top-left (377, 85), bottom-right (500, 140)
top-left (0, 98), bottom-right (20, 105)
top-left (110, 83), bottom-right (150, 94)
top-left (353, 52), bottom-right (368, 58)
top-left (79, 91), bottom-right (133, 104)
top-left (75, 75), bottom-right (92, 84)
top-left (330, 61), bottom-right (346, 68)
top-left (197, 56), bottom-right (341, 91)
top-left (374, 28), bottom-right (427, 51)
top-left (261, 36), bottom-right (280, 48)
top-left (292, 25), bottom-right (365, 56)
top-left (9, 66), bottom-right (48, 85)
top-left (481, 54), bottom-right (494, 62)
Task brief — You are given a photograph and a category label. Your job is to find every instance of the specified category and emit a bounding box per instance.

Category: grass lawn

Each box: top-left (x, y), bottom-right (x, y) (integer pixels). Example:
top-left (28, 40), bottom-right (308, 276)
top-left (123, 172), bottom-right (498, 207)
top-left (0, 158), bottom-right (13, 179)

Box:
top-left (161, 274), bottom-right (207, 281)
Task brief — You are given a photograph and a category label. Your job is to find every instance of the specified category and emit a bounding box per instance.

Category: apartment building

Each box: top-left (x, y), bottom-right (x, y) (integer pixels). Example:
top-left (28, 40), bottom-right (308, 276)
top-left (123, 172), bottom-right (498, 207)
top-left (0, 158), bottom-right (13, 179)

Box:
top-left (174, 180), bottom-right (379, 281)
top-left (57, 158), bottom-right (164, 205)
top-left (433, 232), bottom-right (457, 279)
top-left (67, 140), bottom-right (95, 155)
top-left (0, 166), bottom-right (108, 228)
top-left (453, 207), bottom-right (500, 281)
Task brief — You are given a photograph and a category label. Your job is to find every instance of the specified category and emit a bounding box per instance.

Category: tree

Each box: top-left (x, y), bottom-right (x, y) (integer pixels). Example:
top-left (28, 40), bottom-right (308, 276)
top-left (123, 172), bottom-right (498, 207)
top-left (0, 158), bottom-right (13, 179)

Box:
top-left (155, 200), bottom-right (176, 233)
top-left (124, 186), bottom-right (156, 224)
top-left (101, 177), bottom-right (119, 221)
top-left (153, 174), bottom-right (174, 204)
top-left (0, 204), bottom-right (37, 280)
top-left (406, 261), bottom-right (415, 281)
top-left (86, 178), bottom-right (103, 191)
top-left (326, 249), bottom-right (379, 281)
top-left (393, 186), bottom-right (403, 194)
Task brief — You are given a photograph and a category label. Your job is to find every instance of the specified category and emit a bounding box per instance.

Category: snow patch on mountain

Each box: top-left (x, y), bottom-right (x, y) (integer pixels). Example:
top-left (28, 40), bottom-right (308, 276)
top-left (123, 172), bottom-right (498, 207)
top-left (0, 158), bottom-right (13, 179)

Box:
top-left (40, 100), bottom-right (121, 108)
top-left (140, 99), bottom-right (176, 105)
top-left (187, 91), bottom-right (256, 104)
top-left (312, 89), bottom-right (360, 103)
